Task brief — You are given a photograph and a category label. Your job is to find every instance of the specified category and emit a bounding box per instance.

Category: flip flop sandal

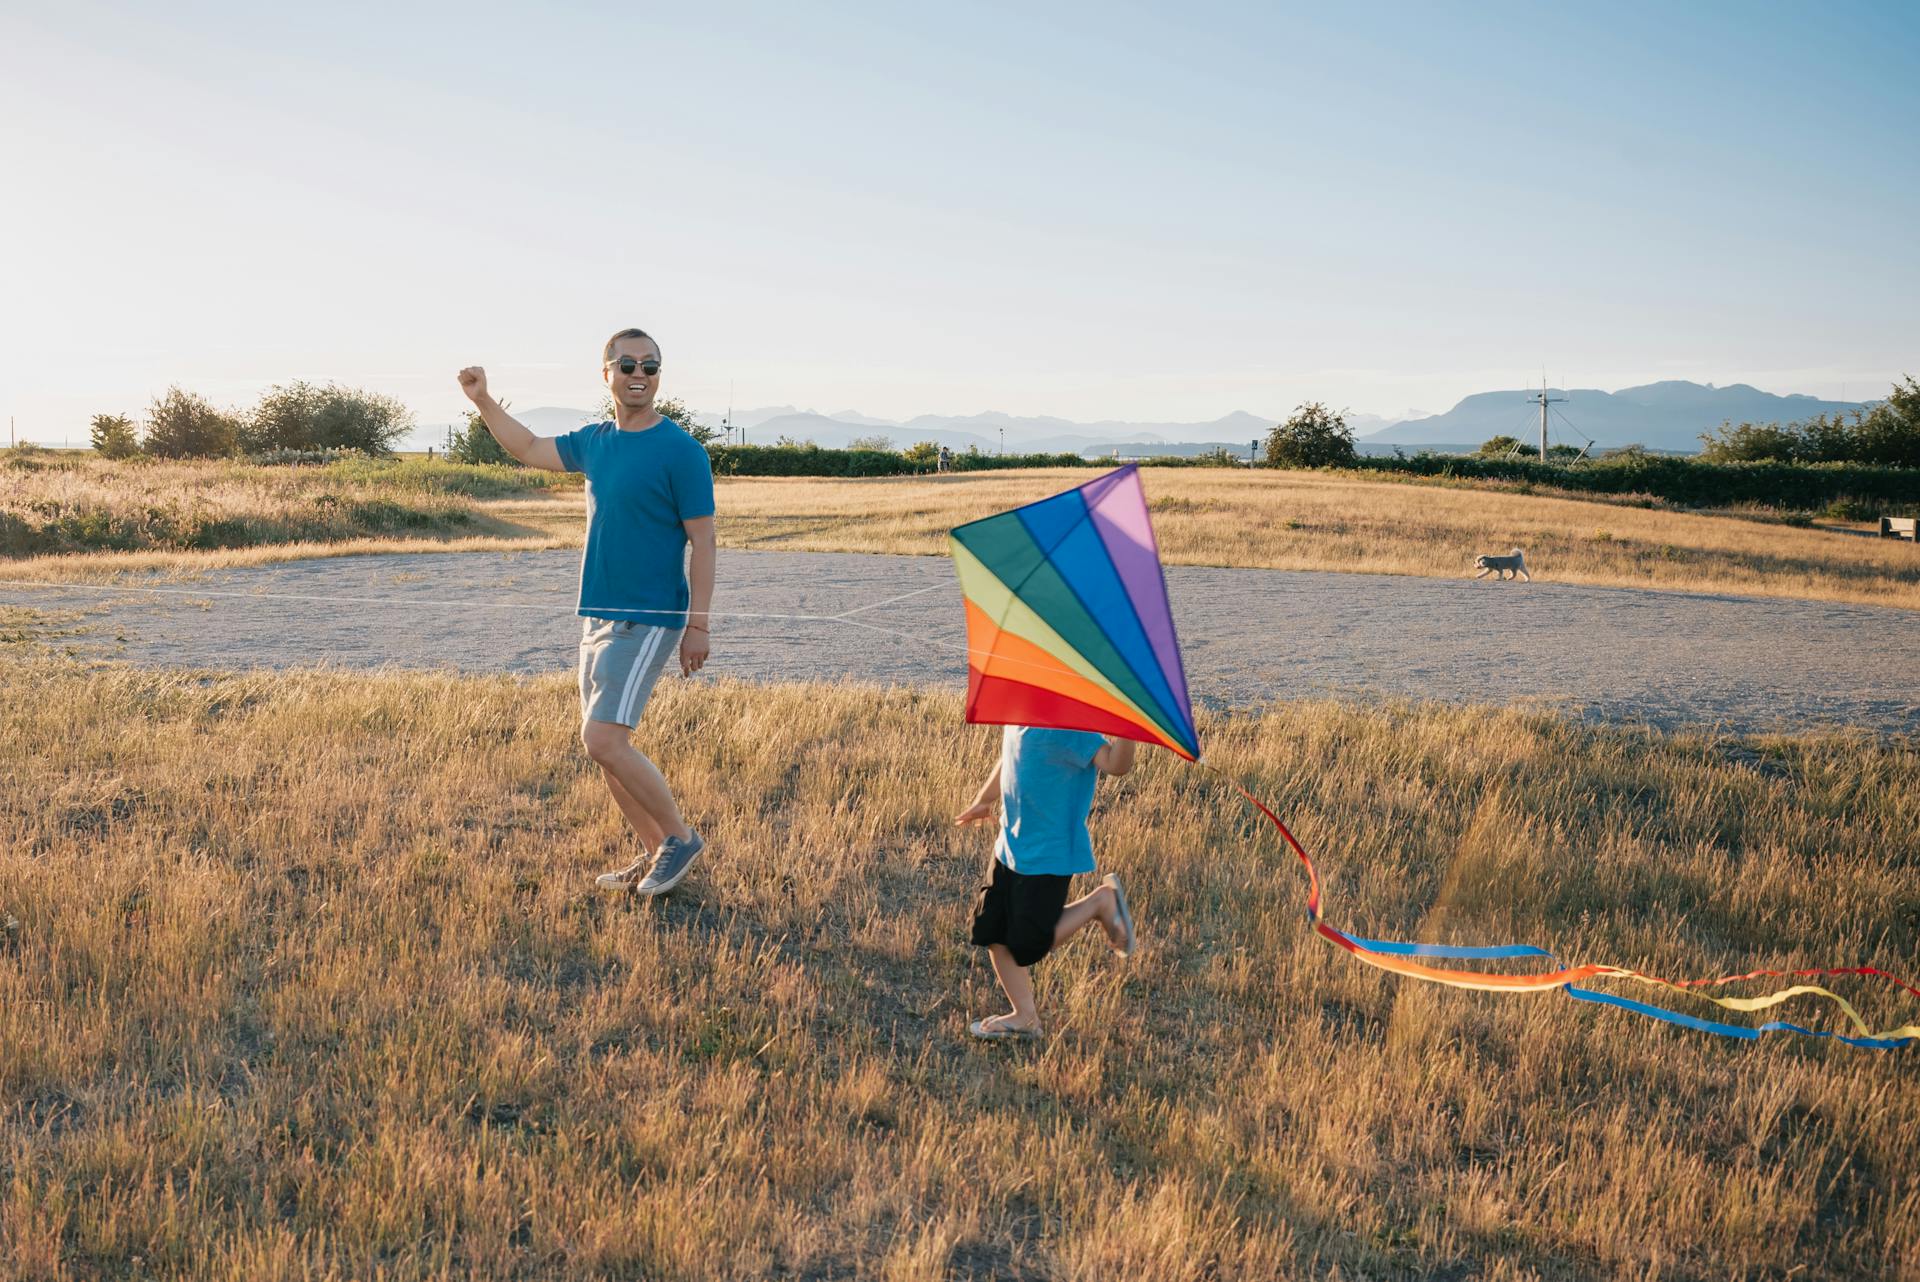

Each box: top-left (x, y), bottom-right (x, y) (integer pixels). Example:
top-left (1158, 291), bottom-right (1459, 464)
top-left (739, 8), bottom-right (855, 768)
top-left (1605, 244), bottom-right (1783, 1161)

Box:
top-left (1103, 873), bottom-right (1136, 958)
top-left (968, 1016), bottom-right (1042, 1041)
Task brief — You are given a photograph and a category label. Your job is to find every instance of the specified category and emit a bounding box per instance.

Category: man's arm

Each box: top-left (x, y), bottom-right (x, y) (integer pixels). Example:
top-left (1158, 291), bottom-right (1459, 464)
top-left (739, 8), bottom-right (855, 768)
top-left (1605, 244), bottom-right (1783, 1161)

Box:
top-left (679, 515), bottom-right (715, 675)
top-left (456, 367), bottom-right (565, 472)
top-left (1094, 736), bottom-right (1137, 776)
top-left (953, 758), bottom-right (1002, 825)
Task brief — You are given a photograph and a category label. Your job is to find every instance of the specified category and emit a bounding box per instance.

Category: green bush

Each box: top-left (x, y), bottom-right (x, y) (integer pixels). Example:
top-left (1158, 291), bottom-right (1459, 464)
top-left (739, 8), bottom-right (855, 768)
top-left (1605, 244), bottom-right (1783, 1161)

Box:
top-left (446, 408), bottom-right (517, 466)
top-left (1263, 403), bottom-right (1355, 468)
top-left (142, 387), bottom-right (239, 459)
top-left (89, 414), bottom-right (141, 459)
top-left (242, 382), bottom-right (414, 456)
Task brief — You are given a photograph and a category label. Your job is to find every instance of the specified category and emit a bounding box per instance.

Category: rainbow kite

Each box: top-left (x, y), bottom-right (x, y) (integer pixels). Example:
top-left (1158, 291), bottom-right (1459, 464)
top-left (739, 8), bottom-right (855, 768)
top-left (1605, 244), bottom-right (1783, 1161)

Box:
top-left (949, 466), bottom-right (1919, 1050)
top-left (950, 464), bottom-right (1199, 760)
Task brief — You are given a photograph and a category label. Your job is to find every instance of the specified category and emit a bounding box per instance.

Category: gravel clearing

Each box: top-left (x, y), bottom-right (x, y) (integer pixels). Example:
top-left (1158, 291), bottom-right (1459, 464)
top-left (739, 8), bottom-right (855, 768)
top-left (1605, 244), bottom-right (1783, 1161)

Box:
top-left (4, 548), bottom-right (1915, 734)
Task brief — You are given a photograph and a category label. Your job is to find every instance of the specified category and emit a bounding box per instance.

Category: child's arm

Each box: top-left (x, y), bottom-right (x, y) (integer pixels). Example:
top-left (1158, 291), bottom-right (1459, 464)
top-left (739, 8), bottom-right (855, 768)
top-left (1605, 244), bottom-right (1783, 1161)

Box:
top-left (952, 760), bottom-right (1002, 825)
top-left (1093, 736), bottom-right (1138, 777)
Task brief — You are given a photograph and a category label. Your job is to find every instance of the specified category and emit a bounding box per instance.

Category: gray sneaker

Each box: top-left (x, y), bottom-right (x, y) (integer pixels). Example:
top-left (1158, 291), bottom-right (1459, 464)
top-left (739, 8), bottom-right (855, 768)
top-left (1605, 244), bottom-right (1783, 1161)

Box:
top-left (636, 831), bottom-right (705, 896)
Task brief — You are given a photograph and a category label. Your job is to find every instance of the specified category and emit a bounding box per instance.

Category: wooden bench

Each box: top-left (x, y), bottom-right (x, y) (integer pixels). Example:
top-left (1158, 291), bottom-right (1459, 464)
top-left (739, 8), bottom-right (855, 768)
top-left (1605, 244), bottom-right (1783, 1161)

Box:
top-left (1881, 516), bottom-right (1918, 541)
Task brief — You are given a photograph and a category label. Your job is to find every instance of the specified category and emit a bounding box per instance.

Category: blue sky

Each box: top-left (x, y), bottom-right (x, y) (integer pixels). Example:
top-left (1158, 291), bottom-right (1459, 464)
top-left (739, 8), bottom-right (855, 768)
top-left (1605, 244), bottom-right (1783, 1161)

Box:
top-left (3, 0), bottom-right (1915, 439)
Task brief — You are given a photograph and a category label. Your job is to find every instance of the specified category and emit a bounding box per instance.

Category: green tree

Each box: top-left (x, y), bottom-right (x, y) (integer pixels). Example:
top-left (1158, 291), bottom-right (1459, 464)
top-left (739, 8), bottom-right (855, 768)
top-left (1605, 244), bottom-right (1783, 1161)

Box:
top-left (849, 433), bottom-right (896, 451)
top-left (1698, 379), bottom-right (1920, 468)
top-left (1262, 402), bottom-right (1355, 469)
top-left (142, 387), bottom-right (238, 458)
top-left (1796, 412), bottom-right (1859, 463)
top-left (1478, 435), bottom-right (1526, 458)
top-left (661, 397), bottom-right (719, 443)
top-left (902, 440), bottom-right (939, 467)
top-left (1852, 375), bottom-right (1920, 468)
top-left (89, 413), bottom-right (141, 459)
top-left (1697, 419), bottom-right (1807, 462)
top-left (242, 382), bottom-right (413, 455)
top-left (447, 405), bottom-right (517, 465)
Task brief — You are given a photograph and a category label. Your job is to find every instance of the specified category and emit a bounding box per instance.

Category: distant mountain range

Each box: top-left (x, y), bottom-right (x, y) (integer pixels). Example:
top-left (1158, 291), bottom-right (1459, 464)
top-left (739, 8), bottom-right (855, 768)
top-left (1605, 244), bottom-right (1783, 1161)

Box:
top-left (725, 407), bottom-right (1285, 455)
top-left (1358, 381), bottom-right (1868, 453)
top-left (407, 381), bottom-right (1870, 457)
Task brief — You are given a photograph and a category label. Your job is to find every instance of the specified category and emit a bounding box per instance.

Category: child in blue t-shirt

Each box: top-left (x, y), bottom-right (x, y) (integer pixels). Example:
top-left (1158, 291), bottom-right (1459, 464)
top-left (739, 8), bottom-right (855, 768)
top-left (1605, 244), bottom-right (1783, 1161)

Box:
top-left (953, 725), bottom-right (1139, 1039)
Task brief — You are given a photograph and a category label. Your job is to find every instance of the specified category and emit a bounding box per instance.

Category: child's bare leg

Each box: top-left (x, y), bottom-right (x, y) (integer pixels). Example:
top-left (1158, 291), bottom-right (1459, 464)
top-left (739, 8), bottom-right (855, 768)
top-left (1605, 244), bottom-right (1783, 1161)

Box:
top-left (1054, 884), bottom-right (1123, 949)
top-left (986, 944), bottom-right (1040, 1029)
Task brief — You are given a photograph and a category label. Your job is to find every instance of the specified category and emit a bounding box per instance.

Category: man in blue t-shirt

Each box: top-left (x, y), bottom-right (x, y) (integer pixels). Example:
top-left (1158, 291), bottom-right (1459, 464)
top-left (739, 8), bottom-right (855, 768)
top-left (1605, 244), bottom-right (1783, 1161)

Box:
top-left (457, 327), bottom-right (716, 896)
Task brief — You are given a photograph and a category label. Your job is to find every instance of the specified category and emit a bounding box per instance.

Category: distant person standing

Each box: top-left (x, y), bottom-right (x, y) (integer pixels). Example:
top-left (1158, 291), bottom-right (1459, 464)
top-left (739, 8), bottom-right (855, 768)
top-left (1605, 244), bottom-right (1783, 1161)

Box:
top-left (938, 444), bottom-right (952, 473)
top-left (456, 328), bottom-right (716, 896)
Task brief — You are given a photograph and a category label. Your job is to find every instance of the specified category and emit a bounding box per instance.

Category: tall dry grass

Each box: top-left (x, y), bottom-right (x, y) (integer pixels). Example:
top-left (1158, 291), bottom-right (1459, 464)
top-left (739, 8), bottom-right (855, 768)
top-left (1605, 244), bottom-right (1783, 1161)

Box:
top-left (3, 661), bottom-right (1916, 1279)
top-left (0, 453), bottom-right (575, 559)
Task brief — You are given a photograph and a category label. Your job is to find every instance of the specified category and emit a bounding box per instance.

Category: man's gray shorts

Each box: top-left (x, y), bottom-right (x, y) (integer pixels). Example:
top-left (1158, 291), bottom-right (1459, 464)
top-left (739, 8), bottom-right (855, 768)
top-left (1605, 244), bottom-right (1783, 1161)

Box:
top-left (579, 617), bottom-right (682, 727)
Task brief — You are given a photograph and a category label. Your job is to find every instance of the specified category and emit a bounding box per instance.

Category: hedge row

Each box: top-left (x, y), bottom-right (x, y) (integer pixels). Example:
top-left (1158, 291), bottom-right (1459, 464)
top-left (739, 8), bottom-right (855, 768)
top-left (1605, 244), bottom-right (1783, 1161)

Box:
top-left (678, 441), bottom-right (1920, 511)
top-left (705, 445), bottom-right (1091, 477)
top-left (1343, 452), bottom-right (1920, 510)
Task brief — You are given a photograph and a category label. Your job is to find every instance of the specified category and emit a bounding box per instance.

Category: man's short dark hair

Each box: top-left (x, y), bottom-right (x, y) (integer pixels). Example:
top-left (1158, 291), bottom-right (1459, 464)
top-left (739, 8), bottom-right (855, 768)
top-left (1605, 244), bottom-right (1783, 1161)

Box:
top-left (603, 328), bottom-right (659, 364)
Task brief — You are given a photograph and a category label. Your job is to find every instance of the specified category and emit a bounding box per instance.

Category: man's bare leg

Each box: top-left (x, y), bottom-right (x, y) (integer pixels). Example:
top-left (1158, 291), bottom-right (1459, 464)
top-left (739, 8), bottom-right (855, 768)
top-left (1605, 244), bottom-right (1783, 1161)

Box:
top-left (602, 768), bottom-right (666, 851)
top-left (582, 720), bottom-right (692, 843)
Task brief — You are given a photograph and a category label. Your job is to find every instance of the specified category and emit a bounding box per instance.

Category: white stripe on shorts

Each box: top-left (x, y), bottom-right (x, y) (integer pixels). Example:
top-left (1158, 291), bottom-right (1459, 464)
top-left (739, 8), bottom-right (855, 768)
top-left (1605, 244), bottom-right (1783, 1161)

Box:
top-left (615, 625), bottom-right (669, 726)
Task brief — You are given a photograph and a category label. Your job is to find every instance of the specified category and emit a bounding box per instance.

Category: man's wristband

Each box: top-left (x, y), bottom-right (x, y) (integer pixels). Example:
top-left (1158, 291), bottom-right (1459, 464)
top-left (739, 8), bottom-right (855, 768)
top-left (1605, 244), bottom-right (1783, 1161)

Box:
top-left (685, 624), bottom-right (709, 634)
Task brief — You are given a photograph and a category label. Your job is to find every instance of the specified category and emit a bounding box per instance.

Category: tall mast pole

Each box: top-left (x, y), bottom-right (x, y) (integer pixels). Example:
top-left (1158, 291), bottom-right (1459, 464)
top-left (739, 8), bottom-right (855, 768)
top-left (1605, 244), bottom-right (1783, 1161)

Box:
top-left (1529, 378), bottom-right (1566, 460)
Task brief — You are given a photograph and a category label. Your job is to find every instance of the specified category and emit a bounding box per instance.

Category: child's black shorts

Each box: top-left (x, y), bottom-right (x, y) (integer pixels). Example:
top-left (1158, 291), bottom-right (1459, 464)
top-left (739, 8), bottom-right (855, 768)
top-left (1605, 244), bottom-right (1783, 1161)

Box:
top-left (970, 859), bottom-right (1072, 967)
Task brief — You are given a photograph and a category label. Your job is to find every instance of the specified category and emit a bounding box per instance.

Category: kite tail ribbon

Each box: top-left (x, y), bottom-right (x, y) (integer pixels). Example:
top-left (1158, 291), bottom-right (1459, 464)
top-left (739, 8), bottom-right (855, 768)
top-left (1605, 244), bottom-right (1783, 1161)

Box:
top-left (1203, 763), bottom-right (1919, 1050)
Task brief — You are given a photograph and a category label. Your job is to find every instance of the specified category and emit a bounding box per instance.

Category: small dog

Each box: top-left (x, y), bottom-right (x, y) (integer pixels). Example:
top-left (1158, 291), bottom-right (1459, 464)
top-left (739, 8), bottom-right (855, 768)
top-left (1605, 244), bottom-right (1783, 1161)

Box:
top-left (1472, 547), bottom-right (1530, 580)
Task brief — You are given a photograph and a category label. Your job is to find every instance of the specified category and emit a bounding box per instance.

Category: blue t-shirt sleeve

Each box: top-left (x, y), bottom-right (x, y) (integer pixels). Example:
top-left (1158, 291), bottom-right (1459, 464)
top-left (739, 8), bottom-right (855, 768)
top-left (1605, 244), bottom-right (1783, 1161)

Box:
top-left (1069, 734), bottom-right (1104, 769)
top-left (554, 426), bottom-right (589, 474)
top-left (671, 436), bottom-right (716, 521)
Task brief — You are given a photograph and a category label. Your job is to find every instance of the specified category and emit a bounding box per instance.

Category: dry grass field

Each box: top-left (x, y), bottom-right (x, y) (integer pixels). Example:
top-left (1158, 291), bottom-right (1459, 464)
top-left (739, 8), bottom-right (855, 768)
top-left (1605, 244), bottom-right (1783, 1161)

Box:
top-left (7, 455), bottom-right (1917, 611)
top-left (714, 470), bottom-right (1920, 610)
top-left (4, 660), bottom-right (1916, 1280)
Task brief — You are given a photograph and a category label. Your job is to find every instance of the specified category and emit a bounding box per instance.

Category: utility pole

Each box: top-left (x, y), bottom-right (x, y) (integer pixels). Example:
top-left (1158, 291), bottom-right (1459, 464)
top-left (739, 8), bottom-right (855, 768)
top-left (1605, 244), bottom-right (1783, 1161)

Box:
top-left (998, 426), bottom-right (1004, 457)
top-left (1528, 379), bottom-right (1565, 460)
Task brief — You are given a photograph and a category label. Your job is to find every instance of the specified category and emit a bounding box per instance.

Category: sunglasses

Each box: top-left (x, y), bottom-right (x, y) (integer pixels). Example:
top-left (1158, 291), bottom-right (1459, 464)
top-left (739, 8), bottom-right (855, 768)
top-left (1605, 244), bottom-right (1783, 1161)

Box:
top-left (608, 357), bottom-right (661, 376)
